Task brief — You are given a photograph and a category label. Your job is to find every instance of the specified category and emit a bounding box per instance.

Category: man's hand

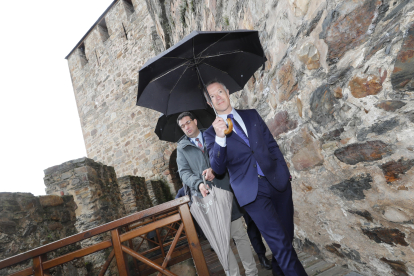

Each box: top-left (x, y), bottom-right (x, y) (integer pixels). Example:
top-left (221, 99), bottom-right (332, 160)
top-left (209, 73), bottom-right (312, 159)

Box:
top-left (202, 168), bottom-right (215, 181)
top-left (199, 183), bottom-right (210, 197)
top-left (212, 117), bottom-right (227, 138)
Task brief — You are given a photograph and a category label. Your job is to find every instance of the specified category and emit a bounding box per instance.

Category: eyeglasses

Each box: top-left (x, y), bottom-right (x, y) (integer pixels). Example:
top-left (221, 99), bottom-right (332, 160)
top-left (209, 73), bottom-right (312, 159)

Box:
top-left (180, 120), bottom-right (193, 129)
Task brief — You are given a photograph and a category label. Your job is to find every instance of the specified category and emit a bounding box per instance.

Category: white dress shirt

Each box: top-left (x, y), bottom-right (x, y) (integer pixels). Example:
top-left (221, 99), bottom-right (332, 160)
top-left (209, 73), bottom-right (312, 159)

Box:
top-left (190, 131), bottom-right (204, 148)
top-left (215, 108), bottom-right (248, 147)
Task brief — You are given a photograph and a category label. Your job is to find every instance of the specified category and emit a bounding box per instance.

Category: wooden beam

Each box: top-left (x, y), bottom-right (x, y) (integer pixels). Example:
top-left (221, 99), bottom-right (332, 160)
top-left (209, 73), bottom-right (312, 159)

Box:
top-left (112, 229), bottom-right (129, 276)
top-left (178, 204), bottom-right (209, 276)
top-left (42, 240), bottom-right (112, 270)
top-left (98, 249), bottom-right (115, 276)
top-left (121, 245), bottom-right (177, 276)
top-left (157, 223), bottom-right (184, 276)
top-left (120, 214), bottom-right (181, 242)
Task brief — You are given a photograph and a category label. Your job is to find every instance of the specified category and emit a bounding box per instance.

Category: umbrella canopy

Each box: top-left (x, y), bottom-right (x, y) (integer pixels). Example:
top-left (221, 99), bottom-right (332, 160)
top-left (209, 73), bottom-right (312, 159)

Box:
top-left (137, 30), bottom-right (266, 116)
top-left (190, 186), bottom-right (233, 276)
top-left (155, 107), bottom-right (216, 142)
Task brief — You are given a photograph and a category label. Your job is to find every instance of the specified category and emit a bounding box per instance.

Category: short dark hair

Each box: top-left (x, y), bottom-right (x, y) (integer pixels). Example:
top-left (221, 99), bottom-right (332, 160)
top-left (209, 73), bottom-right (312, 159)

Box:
top-left (177, 111), bottom-right (195, 126)
top-left (205, 79), bottom-right (227, 92)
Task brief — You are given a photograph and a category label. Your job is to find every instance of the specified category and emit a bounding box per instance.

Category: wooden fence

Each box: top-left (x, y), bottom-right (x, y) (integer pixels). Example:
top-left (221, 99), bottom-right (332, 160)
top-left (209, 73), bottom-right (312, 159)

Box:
top-left (0, 196), bottom-right (209, 276)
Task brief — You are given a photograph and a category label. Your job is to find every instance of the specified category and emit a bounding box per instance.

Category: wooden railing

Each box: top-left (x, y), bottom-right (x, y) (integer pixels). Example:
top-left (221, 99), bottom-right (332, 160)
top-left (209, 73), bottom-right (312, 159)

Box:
top-left (0, 196), bottom-right (209, 276)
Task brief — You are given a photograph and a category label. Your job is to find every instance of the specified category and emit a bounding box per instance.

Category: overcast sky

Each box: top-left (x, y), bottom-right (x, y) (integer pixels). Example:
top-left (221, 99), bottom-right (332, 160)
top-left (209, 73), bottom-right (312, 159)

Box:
top-left (0, 0), bottom-right (114, 195)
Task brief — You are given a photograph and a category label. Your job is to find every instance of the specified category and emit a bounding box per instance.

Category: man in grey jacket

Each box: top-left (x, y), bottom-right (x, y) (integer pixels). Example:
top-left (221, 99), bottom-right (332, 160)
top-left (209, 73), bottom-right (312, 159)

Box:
top-left (177, 111), bottom-right (258, 276)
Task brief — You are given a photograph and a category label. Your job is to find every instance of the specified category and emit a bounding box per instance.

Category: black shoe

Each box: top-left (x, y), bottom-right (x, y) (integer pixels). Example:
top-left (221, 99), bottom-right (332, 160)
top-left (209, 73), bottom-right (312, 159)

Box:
top-left (258, 254), bottom-right (272, 270)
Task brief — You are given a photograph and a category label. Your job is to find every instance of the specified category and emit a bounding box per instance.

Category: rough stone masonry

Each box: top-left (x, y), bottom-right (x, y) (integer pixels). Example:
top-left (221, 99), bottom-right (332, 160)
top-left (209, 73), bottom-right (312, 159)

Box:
top-left (66, 0), bottom-right (414, 275)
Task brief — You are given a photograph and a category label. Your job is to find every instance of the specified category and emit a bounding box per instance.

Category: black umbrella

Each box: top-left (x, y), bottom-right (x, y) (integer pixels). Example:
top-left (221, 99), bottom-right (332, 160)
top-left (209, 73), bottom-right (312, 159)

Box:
top-left (155, 107), bottom-right (216, 142)
top-left (136, 30), bottom-right (266, 117)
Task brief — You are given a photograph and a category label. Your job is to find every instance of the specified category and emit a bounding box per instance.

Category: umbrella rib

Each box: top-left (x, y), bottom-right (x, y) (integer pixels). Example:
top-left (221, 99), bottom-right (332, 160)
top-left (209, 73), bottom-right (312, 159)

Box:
top-left (195, 33), bottom-right (231, 62)
top-left (169, 66), bottom-right (189, 95)
top-left (149, 61), bottom-right (191, 83)
top-left (198, 50), bottom-right (243, 59)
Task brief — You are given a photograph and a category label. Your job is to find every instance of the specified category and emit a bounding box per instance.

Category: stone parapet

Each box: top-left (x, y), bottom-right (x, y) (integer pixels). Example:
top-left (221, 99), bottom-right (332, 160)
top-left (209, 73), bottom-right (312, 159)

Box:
top-left (117, 175), bottom-right (153, 214)
top-left (44, 157), bottom-right (126, 274)
top-left (0, 193), bottom-right (86, 276)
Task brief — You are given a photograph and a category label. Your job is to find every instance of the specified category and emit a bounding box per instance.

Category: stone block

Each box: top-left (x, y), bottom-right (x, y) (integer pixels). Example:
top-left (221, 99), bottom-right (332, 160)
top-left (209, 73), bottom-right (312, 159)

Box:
top-left (266, 111), bottom-right (298, 138)
top-left (330, 174), bottom-right (372, 201)
top-left (298, 42), bottom-right (320, 70)
top-left (391, 23), bottom-right (414, 91)
top-left (361, 227), bottom-right (408, 246)
top-left (380, 257), bottom-right (409, 276)
top-left (322, 0), bottom-right (381, 65)
top-left (379, 158), bottom-right (414, 183)
top-left (39, 195), bottom-right (64, 207)
top-left (356, 117), bottom-right (399, 141)
top-left (310, 84), bottom-right (338, 125)
top-left (349, 75), bottom-right (383, 98)
top-left (275, 59), bottom-right (298, 102)
top-left (375, 100), bottom-right (406, 111)
top-left (347, 210), bottom-right (373, 222)
top-left (334, 141), bottom-right (394, 165)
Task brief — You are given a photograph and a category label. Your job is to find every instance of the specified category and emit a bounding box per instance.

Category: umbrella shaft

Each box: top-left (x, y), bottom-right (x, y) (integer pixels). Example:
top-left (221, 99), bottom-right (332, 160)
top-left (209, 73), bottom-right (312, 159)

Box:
top-left (196, 65), bottom-right (219, 117)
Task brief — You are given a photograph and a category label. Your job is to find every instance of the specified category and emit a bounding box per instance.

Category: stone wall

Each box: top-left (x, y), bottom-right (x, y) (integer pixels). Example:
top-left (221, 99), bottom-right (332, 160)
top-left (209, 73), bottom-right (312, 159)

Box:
top-left (66, 0), bottom-right (414, 275)
top-left (44, 157), bottom-right (126, 274)
top-left (0, 193), bottom-right (86, 276)
top-left (117, 175), bottom-right (153, 214)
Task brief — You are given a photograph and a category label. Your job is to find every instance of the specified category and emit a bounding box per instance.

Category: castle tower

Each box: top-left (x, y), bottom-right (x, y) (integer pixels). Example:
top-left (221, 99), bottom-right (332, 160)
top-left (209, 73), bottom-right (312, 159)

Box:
top-left (65, 0), bottom-right (177, 195)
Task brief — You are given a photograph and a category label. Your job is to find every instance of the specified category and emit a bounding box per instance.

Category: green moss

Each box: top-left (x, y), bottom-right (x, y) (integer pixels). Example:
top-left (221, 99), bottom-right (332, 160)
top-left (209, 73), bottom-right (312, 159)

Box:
top-left (224, 16), bottom-right (229, 26)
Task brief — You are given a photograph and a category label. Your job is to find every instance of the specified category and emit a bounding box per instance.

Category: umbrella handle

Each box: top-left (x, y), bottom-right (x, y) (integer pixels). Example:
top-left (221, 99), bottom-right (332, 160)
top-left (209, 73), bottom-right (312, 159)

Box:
top-left (224, 118), bottom-right (233, 135)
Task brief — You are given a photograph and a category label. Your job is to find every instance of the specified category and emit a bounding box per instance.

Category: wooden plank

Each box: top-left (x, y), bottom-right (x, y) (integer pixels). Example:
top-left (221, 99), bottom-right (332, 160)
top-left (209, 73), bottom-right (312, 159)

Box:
top-left (7, 267), bottom-right (33, 276)
top-left (42, 240), bottom-right (112, 270)
top-left (0, 196), bottom-right (190, 270)
top-left (178, 204), bottom-right (209, 276)
top-left (98, 249), bottom-right (115, 276)
top-left (112, 229), bottom-right (129, 276)
top-left (121, 245), bottom-right (177, 276)
top-left (156, 223), bottom-right (184, 276)
top-left (120, 214), bottom-right (181, 242)
top-left (305, 261), bottom-right (335, 276)
top-left (33, 255), bottom-right (44, 276)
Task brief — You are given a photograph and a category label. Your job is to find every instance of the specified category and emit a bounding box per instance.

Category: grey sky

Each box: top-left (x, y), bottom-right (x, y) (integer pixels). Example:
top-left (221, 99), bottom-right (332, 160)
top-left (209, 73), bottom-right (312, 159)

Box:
top-left (0, 0), bottom-right (114, 195)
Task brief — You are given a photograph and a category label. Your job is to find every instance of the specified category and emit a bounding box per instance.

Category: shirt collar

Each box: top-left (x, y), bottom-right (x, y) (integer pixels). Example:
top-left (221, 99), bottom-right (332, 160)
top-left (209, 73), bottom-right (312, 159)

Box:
top-left (188, 130), bottom-right (203, 144)
top-left (218, 108), bottom-right (238, 120)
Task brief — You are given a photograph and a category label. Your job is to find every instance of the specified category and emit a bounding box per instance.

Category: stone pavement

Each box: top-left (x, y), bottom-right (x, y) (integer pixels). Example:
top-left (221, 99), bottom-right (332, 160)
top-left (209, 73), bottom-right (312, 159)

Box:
top-left (200, 240), bottom-right (364, 276)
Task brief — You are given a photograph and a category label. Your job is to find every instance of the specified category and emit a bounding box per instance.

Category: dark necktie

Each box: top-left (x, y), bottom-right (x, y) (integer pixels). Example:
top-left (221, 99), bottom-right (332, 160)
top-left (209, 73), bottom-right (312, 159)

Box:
top-left (227, 114), bottom-right (264, 176)
top-left (195, 138), bottom-right (204, 153)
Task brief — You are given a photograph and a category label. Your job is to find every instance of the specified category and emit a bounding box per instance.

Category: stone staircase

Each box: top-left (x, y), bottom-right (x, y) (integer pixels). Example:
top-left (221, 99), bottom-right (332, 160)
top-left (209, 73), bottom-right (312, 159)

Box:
top-left (200, 240), bottom-right (364, 276)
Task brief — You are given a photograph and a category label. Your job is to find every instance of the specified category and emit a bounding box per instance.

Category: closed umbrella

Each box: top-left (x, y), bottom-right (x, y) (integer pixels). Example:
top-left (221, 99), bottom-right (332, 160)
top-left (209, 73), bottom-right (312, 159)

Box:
top-left (190, 185), bottom-right (233, 276)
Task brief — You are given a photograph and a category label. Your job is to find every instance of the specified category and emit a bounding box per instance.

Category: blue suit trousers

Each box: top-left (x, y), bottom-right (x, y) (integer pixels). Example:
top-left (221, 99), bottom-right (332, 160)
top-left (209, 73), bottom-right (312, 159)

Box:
top-left (243, 177), bottom-right (307, 276)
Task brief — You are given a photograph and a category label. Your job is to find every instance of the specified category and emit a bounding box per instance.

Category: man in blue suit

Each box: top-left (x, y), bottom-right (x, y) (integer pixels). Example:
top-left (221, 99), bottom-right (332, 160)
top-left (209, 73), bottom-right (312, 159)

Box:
top-left (203, 81), bottom-right (307, 276)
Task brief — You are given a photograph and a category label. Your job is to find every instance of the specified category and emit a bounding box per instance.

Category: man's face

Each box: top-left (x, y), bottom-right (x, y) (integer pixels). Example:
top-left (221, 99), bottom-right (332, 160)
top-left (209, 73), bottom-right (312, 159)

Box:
top-left (206, 82), bottom-right (232, 115)
top-left (179, 116), bottom-right (199, 138)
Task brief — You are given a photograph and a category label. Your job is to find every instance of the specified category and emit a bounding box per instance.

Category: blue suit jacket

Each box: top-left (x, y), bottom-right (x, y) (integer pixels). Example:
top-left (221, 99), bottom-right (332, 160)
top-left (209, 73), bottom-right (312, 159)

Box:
top-left (204, 109), bottom-right (291, 207)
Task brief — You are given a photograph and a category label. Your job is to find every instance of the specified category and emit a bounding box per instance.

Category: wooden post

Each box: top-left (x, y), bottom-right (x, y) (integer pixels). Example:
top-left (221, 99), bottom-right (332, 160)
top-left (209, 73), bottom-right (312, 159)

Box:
top-left (111, 228), bottom-right (129, 276)
top-left (178, 204), bottom-right (209, 276)
top-left (33, 255), bottom-right (47, 276)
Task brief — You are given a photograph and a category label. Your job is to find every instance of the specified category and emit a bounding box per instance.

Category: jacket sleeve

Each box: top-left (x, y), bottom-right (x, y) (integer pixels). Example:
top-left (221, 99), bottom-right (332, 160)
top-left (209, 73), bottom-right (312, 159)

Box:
top-left (255, 110), bottom-right (290, 170)
top-left (176, 147), bottom-right (204, 192)
top-left (204, 128), bottom-right (227, 175)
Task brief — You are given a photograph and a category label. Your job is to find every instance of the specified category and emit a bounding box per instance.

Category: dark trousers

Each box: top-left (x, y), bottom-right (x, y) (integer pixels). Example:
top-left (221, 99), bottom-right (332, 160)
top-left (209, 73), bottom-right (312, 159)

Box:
top-left (243, 212), bottom-right (266, 256)
top-left (243, 177), bottom-right (307, 276)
